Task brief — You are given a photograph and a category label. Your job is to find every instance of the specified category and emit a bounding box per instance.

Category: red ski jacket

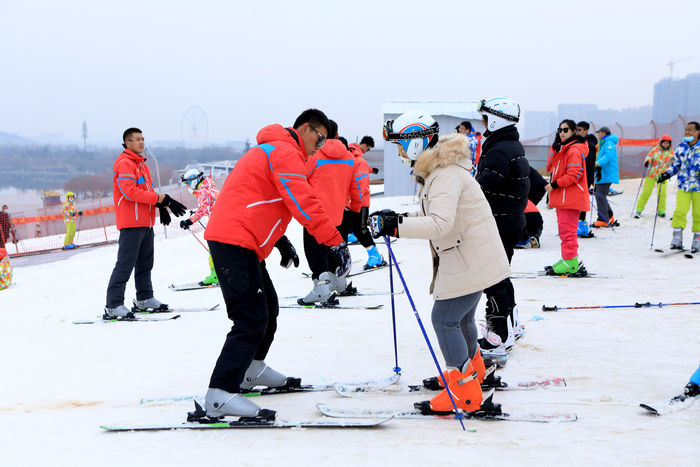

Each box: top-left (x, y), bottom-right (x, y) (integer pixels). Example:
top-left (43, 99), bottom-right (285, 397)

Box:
top-left (112, 149), bottom-right (159, 229)
top-left (306, 139), bottom-right (359, 226)
top-left (204, 124), bottom-right (343, 260)
top-left (348, 143), bottom-right (372, 209)
top-left (546, 138), bottom-right (590, 212)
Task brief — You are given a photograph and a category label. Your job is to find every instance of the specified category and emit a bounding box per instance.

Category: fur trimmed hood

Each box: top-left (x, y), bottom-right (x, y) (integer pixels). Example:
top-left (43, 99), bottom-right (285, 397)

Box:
top-left (412, 133), bottom-right (472, 178)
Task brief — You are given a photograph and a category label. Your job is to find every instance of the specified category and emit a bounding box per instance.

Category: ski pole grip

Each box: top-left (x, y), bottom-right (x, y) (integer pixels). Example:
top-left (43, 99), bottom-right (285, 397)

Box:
top-left (635, 302), bottom-right (652, 308)
top-left (542, 305), bottom-right (558, 312)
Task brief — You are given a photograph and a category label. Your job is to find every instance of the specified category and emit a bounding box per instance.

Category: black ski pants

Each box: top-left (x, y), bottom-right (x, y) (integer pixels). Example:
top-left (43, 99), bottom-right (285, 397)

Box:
top-left (105, 227), bottom-right (154, 308)
top-left (344, 208), bottom-right (375, 248)
top-left (208, 241), bottom-right (279, 393)
top-left (303, 227), bottom-right (339, 280)
top-left (483, 229), bottom-right (524, 338)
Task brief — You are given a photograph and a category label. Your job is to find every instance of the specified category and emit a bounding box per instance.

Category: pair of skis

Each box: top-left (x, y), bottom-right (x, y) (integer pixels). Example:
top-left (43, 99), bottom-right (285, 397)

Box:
top-left (105, 372), bottom-right (574, 431)
top-left (72, 304), bottom-right (220, 325)
top-left (654, 247), bottom-right (697, 259)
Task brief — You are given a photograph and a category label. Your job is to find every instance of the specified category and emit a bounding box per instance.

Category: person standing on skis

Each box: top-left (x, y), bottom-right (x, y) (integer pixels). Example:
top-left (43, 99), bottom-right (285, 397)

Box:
top-left (369, 111), bottom-right (510, 414)
top-left (61, 192), bottom-right (82, 250)
top-left (634, 135), bottom-right (674, 218)
top-left (201, 109), bottom-right (352, 420)
top-left (179, 168), bottom-right (220, 286)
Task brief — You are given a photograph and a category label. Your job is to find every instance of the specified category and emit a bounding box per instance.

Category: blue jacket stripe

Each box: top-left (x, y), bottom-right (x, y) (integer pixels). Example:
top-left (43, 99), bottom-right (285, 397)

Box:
top-left (279, 178), bottom-right (311, 220)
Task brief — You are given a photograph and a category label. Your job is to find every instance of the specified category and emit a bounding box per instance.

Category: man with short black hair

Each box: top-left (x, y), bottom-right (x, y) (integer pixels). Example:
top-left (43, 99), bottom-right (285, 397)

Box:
top-left (576, 121), bottom-right (598, 236)
top-left (105, 128), bottom-right (187, 319)
top-left (202, 109), bottom-right (352, 420)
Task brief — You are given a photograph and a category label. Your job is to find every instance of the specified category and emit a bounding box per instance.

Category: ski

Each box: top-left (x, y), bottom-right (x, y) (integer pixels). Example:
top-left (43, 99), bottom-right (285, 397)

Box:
top-left (333, 378), bottom-right (566, 398)
top-left (279, 290), bottom-right (403, 299)
top-left (102, 417), bottom-right (391, 431)
top-left (684, 249), bottom-right (698, 259)
top-left (302, 262), bottom-right (397, 279)
top-left (168, 282), bottom-right (220, 291)
top-left (73, 315), bottom-right (181, 325)
top-left (140, 373), bottom-right (402, 404)
top-left (512, 272), bottom-right (621, 279)
top-left (654, 247), bottom-right (686, 256)
top-left (316, 404), bottom-right (577, 423)
top-left (133, 304), bottom-right (220, 314)
top-left (640, 393), bottom-right (699, 415)
top-left (279, 303), bottom-right (383, 310)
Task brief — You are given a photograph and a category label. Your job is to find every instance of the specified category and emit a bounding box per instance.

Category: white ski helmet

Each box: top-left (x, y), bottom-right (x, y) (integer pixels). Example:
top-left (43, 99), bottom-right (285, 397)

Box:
top-left (181, 168), bottom-right (204, 193)
top-left (477, 96), bottom-right (520, 137)
top-left (383, 110), bottom-right (439, 166)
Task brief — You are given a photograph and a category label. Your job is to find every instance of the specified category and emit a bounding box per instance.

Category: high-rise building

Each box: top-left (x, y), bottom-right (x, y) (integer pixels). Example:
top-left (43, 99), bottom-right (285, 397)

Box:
top-left (653, 73), bottom-right (700, 123)
top-left (522, 111), bottom-right (556, 140)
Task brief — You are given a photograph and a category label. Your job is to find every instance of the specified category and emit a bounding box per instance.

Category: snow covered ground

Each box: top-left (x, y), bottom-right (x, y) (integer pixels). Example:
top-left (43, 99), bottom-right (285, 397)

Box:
top-left (2, 178), bottom-right (698, 466)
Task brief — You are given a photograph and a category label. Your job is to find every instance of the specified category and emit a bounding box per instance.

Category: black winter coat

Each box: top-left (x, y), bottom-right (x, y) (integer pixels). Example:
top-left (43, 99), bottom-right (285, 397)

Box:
top-left (584, 134), bottom-right (598, 188)
top-left (476, 126), bottom-right (530, 232)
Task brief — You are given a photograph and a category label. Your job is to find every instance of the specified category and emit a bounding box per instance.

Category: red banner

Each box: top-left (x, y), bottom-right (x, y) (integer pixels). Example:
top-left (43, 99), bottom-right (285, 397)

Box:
top-left (618, 138), bottom-right (659, 147)
top-left (12, 205), bottom-right (115, 225)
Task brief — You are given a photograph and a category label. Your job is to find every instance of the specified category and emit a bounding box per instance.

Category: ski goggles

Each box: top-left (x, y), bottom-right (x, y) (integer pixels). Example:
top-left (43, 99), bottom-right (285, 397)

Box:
top-left (476, 99), bottom-right (519, 123)
top-left (383, 119), bottom-right (439, 141)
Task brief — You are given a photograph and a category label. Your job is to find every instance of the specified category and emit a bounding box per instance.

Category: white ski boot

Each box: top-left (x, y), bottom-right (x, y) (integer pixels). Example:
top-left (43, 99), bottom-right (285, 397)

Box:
top-left (132, 297), bottom-right (168, 312)
top-left (204, 388), bottom-right (262, 417)
top-left (510, 306), bottom-right (525, 340)
top-left (103, 305), bottom-right (134, 319)
top-left (479, 315), bottom-right (515, 354)
top-left (671, 228), bottom-right (683, 250)
top-left (691, 232), bottom-right (700, 253)
top-left (327, 272), bottom-right (357, 296)
top-left (240, 360), bottom-right (296, 390)
top-left (298, 272), bottom-right (336, 305)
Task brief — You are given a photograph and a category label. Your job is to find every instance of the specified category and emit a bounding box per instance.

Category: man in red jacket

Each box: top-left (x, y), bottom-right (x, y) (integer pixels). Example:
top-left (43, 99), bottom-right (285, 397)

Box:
top-left (104, 128), bottom-right (187, 319)
top-left (300, 120), bottom-right (361, 304)
top-left (202, 109), bottom-right (352, 420)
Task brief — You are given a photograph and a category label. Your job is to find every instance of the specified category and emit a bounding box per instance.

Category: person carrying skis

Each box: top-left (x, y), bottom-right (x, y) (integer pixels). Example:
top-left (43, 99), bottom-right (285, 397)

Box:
top-left (658, 121), bottom-right (700, 252)
top-left (370, 111), bottom-right (510, 414)
top-left (593, 126), bottom-right (619, 227)
top-left (345, 136), bottom-right (385, 269)
top-left (104, 128), bottom-right (188, 319)
top-left (474, 97), bottom-right (530, 357)
top-left (634, 135), bottom-right (674, 218)
top-left (300, 120), bottom-right (361, 304)
top-left (179, 168), bottom-right (220, 286)
top-left (0, 248), bottom-right (11, 290)
top-left (61, 192), bottom-right (82, 249)
top-left (544, 119), bottom-right (590, 275)
top-left (201, 109), bottom-right (351, 420)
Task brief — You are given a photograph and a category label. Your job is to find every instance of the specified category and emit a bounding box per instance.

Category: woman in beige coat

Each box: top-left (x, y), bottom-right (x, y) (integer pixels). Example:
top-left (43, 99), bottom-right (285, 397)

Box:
top-left (371, 111), bottom-right (510, 413)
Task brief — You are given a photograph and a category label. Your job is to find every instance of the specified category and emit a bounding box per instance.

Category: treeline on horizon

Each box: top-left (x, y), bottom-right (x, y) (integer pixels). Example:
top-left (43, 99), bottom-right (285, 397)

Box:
top-left (0, 144), bottom-right (245, 175)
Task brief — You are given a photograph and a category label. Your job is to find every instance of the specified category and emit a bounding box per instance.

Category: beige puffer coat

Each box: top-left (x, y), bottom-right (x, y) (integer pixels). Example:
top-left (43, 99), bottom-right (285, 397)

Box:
top-left (398, 134), bottom-right (511, 300)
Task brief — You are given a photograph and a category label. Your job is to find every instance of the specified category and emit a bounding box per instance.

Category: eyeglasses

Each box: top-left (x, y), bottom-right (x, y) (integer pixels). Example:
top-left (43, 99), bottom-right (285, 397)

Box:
top-left (308, 124), bottom-right (326, 148)
top-left (557, 128), bottom-right (572, 134)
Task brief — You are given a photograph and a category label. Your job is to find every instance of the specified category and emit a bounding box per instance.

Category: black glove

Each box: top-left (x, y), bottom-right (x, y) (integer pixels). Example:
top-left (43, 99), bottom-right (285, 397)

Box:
top-left (368, 209), bottom-right (400, 238)
top-left (158, 206), bottom-right (171, 226)
top-left (78, 211), bottom-right (83, 216)
top-left (159, 194), bottom-right (187, 217)
top-left (657, 172), bottom-right (671, 184)
top-left (372, 167), bottom-right (379, 175)
top-left (274, 235), bottom-right (299, 269)
top-left (330, 241), bottom-right (351, 277)
top-left (595, 166), bottom-right (602, 182)
top-left (180, 219), bottom-right (193, 230)
top-left (644, 161), bottom-right (649, 168)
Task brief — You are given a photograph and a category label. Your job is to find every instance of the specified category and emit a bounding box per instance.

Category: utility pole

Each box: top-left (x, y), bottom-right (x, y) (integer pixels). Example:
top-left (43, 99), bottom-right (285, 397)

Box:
top-left (82, 121), bottom-right (88, 151)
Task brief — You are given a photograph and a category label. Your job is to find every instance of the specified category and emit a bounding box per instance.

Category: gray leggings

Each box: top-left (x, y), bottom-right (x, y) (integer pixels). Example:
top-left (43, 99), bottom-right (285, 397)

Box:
top-left (431, 290), bottom-right (483, 369)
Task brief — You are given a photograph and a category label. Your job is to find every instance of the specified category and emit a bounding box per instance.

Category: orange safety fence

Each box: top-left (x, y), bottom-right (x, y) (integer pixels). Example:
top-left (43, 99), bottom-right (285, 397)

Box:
top-left (0, 159), bottom-right (229, 267)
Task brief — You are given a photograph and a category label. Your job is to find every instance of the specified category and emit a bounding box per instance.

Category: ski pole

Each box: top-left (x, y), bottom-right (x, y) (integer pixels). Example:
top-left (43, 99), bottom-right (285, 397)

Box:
top-left (543, 301), bottom-right (700, 312)
top-left (386, 236), bottom-right (401, 375)
top-left (589, 195), bottom-right (617, 233)
top-left (590, 188), bottom-right (619, 206)
top-left (650, 185), bottom-right (662, 251)
top-left (631, 168), bottom-right (647, 217)
top-left (187, 228), bottom-right (210, 253)
top-left (384, 236), bottom-right (466, 431)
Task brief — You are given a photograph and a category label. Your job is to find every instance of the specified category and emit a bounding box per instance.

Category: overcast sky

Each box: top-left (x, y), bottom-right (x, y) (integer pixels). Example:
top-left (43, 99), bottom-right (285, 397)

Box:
top-left (1, 0), bottom-right (696, 147)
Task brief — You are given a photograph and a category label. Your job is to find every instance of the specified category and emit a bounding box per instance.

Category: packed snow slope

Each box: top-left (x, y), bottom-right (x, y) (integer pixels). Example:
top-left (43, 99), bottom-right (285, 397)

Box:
top-left (1, 178), bottom-right (698, 466)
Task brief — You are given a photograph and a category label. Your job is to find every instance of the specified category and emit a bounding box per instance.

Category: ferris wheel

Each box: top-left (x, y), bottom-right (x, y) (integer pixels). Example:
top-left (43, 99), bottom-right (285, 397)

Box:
top-left (181, 106), bottom-right (209, 148)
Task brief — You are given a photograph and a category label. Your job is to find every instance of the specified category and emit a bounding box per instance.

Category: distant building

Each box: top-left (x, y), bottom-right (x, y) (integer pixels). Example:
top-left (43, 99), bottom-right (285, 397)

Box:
top-left (653, 73), bottom-right (700, 123)
top-left (522, 111), bottom-right (556, 140)
top-left (557, 104), bottom-right (597, 124)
